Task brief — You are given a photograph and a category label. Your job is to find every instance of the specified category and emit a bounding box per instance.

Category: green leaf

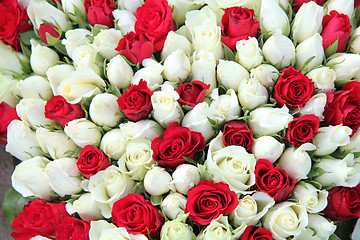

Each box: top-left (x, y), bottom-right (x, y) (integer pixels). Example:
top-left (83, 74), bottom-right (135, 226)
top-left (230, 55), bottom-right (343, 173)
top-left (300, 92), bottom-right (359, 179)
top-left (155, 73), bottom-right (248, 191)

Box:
top-left (2, 188), bottom-right (29, 223)
top-left (150, 195), bottom-right (163, 206)
top-left (183, 156), bottom-right (197, 165)
top-left (335, 79), bottom-right (352, 88)
top-left (308, 167), bottom-right (327, 179)
top-left (106, 81), bottom-right (122, 98)
top-left (91, 24), bottom-right (109, 36)
top-left (222, 43), bottom-right (235, 61)
top-left (329, 234), bottom-right (340, 240)
top-left (207, 117), bottom-right (217, 126)
top-left (19, 31), bottom-right (39, 46)
top-left (325, 39), bottom-right (339, 58)
top-left (300, 56), bottom-right (316, 74)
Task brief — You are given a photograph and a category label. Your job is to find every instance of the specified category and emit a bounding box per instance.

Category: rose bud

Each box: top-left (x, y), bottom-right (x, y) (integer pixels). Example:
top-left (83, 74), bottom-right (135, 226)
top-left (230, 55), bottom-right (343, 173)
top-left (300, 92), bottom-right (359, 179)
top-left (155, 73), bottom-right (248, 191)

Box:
top-left (30, 40), bottom-right (59, 76)
top-left (308, 214), bottom-right (336, 239)
top-left (18, 76), bottom-right (53, 100)
top-left (238, 77), bottom-right (268, 110)
top-left (262, 33), bottom-right (295, 69)
top-left (119, 119), bottom-right (163, 141)
top-left (61, 29), bottom-right (92, 59)
top-left (306, 67), bottom-right (336, 93)
top-left (210, 89), bottom-right (240, 122)
top-left (38, 23), bottom-right (61, 45)
top-left (259, 0), bottom-right (290, 36)
top-left (64, 118), bottom-right (102, 148)
top-left (197, 215), bottom-right (245, 239)
top-left (250, 64), bottom-right (279, 89)
top-left (144, 166), bottom-right (174, 196)
top-left (167, 0), bottom-right (201, 26)
top-left (163, 49), bottom-right (191, 84)
top-left (350, 26), bottom-right (360, 54)
top-left (172, 164), bottom-right (201, 195)
top-left (222, 120), bottom-right (254, 150)
top-left (89, 220), bottom-right (148, 240)
top-left (325, 0), bottom-right (354, 17)
top-left (93, 29), bottom-right (123, 59)
top-left (160, 215), bottom-right (194, 240)
top-left (295, 33), bottom-right (324, 73)
top-left (113, 9), bottom-right (136, 36)
top-left (117, 0), bottom-right (144, 15)
top-left (89, 93), bottom-right (122, 128)
top-left (46, 64), bottom-right (75, 96)
top-left (236, 37), bottom-right (263, 71)
top-left (161, 193), bottom-right (187, 220)
top-left (326, 53), bottom-right (360, 82)
top-left (217, 60), bottom-right (249, 91)
top-left (292, 0), bottom-right (326, 12)
top-left (62, 0), bottom-right (86, 21)
top-left (340, 129), bottom-right (360, 153)
top-left (293, 183), bottom-right (328, 213)
top-left (176, 81), bottom-right (210, 108)
top-left (0, 102), bottom-right (20, 145)
top-left (100, 129), bottom-right (129, 160)
top-left (297, 93), bottom-right (327, 120)
top-left (131, 59), bottom-right (164, 89)
top-left (84, 0), bottom-right (116, 27)
top-left (106, 55), bottom-right (133, 90)
top-left (66, 193), bottom-right (103, 221)
top-left (0, 41), bottom-right (29, 77)
top-left (71, 44), bottom-right (101, 75)
top-left (191, 51), bottom-right (217, 91)
top-left (251, 136), bottom-right (284, 163)
top-left (161, 31), bottom-right (192, 60)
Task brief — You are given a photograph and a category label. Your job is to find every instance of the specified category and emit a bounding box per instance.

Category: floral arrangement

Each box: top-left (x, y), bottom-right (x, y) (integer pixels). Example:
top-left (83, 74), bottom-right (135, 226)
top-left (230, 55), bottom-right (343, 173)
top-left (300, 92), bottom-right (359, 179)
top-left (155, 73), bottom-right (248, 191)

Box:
top-left (1, 0), bottom-right (360, 239)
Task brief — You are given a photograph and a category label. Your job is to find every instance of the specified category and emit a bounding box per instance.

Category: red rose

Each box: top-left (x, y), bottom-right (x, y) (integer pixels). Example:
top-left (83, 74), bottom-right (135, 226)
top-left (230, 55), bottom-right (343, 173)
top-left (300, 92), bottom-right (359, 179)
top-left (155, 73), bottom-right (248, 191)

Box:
top-left (135, 0), bottom-right (176, 51)
top-left (255, 159), bottom-right (296, 202)
top-left (221, 7), bottom-right (259, 51)
top-left (38, 23), bottom-right (60, 45)
top-left (151, 122), bottom-right (206, 169)
top-left (117, 80), bottom-right (153, 121)
top-left (292, 0), bottom-right (326, 12)
top-left (84, 0), bottom-right (115, 27)
top-left (356, 0), bottom-right (360, 8)
top-left (321, 10), bottom-right (351, 53)
top-left (55, 216), bottom-right (90, 240)
top-left (112, 193), bottom-right (164, 237)
top-left (0, 102), bottom-right (20, 145)
top-left (273, 66), bottom-right (315, 108)
top-left (323, 81), bottom-right (360, 134)
top-left (323, 184), bottom-right (360, 221)
top-left (222, 120), bottom-right (254, 150)
top-left (176, 81), bottom-right (210, 107)
top-left (116, 31), bottom-right (154, 64)
top-left (77, 145), bottom-right (110, 179)
top-left (285, 114), bottom-right (320, 148)
top-left (185, 180), bottom-right (238, 225)
top-left (45, 95), bottom-right (85, 128)
top-left (0, 0), bottom-right (32, 51)
top-left (11, 198), bottom-right (70, 239)
top-left (239, 225), bottom-right (274, 240)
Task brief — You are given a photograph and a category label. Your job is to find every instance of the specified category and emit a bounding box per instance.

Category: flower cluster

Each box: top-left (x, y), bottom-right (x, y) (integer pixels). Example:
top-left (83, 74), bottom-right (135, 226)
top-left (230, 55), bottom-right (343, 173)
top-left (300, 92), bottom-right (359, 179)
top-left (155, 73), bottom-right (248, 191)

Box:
top-left (1, 0), bottom-right (360, 239)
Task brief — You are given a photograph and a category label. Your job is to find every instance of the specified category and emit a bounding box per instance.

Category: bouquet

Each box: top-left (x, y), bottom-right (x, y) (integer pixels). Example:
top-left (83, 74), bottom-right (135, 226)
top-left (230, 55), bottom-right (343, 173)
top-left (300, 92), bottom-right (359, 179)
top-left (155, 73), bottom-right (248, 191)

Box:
top-left (1, 0), bottom-right (360, 239)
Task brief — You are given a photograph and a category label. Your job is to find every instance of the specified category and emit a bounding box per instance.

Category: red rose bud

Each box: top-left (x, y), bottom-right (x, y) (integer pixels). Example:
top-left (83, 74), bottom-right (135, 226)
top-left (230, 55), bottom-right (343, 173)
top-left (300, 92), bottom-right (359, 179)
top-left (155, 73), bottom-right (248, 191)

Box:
top-left (134, 0), bottom-right (176, 51)
top-left (0, 102), bottom-right (20, 145)
top-left (221, 7), bottom-right (259, 51)
top-left (222, 120), bottom-right (254, 150)
top-left (285, 114), bottom-right (320, 148)
top-left (112, 193), bottom-right (164, 237)
top-left (273, 66), bottom-right (315, 108)
top-left (76, 145), bottom-right (110, 179)
top-left (321, 10), bottom-right (351, 53)
top-left (151, 122), bottom-right (205, 169)
top-left (38, 23), bottom-right (61, 45)
top-left (185, 180), bottom-right (239, 225)
top-left (55, 216), bottom-right (90, 240)
top-left (239, 225), bottom-right (274, 240)
top-left (45, 95), bottom-right (85, 128)
top-left (84, 0), bottom-right (115, 27)
top-left (292, 0), bottom-right (326, 12)
top-left (255, 159), bottom-right (296, 202)
top-left (176, 81), bottom-right (210, 107)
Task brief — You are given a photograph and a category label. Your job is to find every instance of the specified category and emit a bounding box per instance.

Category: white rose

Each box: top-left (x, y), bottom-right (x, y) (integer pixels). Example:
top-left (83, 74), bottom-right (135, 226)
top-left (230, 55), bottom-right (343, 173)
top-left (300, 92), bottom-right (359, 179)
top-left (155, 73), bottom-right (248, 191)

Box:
top-left (167, 0), bottom-right (202, 26)
top-left (89, 220), bottom-right (147, 240)
top-left (62, 29), bottom-right (92, 59)
top-left (0, 40), bottom-right (28, 76)
top-left (106, 55), bottom-right (133, 90)
top-left (71, 44), bottom-right (101, 75)
top-left (295, 33), bottom-right (324, 72)
top-left (293, 182), bottom-right (328, 213)
top-left (143, 166), bottom-right (174, 196)
top-left (89, 93), bottom-right (122, 128)
top-left (93, 29), bottom-right (123, 59)
top-left (11, 156), bottom-right (52, 199)
top-left (0, 74), bottom-right (19, 107)
top-left (182, 102), bottom-right (225, 142)
top-left (259, 0), bottom-right (290, 36)
top-left (314, 154), bottom-right (360, 188)
top-left (44, 157), bottom-right (82, 197)
top-left (100, 129), bottom-right (128, 160)
top-left (46, 64), bottom-right (75, 96)
top-left (132, 59), bottom-right (164, 90)
top-left (251, 136), bottom-right (284, 163)
top-left (66, 193), bottom-right (104, 221)
top-left (18, 76), bottom-right (53, 100)
top-left (307, 67), bottom-right (336, 92)
top-left (30, 236), bottom-right (52, 240)
top-left (36, 127), bottom-right (78, 159)
top-left (57, 69), bottom-right (106, 104)
top-left (160, 214), bottom-right (194, 240)
top-left (16, 98), bottom-right (55, 129)
top-left (262, 33), bottom-right (295, 69)
top-left (264, 202), bottom-right (308, 240)
top-left (296, 93), bottom-right (327, 120)
top-left (206, 132), bottom-right (256, 193)
top-left (163, 49), bottom-right (191, 84)
top-left (217, 60), bottom-right (249, 91)
top-left (250, 64), bottom-right (279, 89)
top-left (191, 51), bottom-right (217, 91)
top-left (172, 164), bottom-right (200, 195)
top-left (161, 31), bottom-right (192, 60)
top-left (151, 82), bottom-right (183, 127)
top-left (210, 89), bottom-right (241, 121)
top-left (307, 214), bottom-right (336, 240)
top-left (117, 0), bottom-right (144, 14)
top-left (340, 128), bottom-right (360, 153)
top-left (62, 0), bottom-right (86, 20)
top-left (279, 143), bottom-right (316, 180)
top-left (118, 138), bottom-right (155, 181)
top-left (291, 2), bottom-right (324, 44)
top-left (30, 40), bottom-right (59, 76)
top-left (326, 53), bottom-right (360, 83)
top-left (113, 10), bottom-right (136, 35)
top-left (236, 37), bottom-right (263, 71)
top-left (161, 193), bottom-right (187, 220)
top-left (230, 192), bottom-right (275, 227)
top-left (350, 26), bottom-right (360, 54)
top-left (248, 106), bottom-right (293, 136)
top-left (64, 118), bottom-right (102, 148)
top-left (325, 0), bottom-right (354, 17)
top-left (213, 0), bottom-right (247, 9)
top-left (313, 125), bottom-right (352, 156)
top-left (237, 77), bottom-right (268, 110)
top-left (119, 119), bottom-right (163, 141)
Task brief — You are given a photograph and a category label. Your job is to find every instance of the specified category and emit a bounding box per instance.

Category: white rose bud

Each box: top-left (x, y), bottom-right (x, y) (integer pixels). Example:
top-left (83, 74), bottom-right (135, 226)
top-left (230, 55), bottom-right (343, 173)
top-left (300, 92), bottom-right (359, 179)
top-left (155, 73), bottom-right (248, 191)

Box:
top-left (237, 77), bottom-right (268, 110)
top-left (160, 214), bottom-right (194, 240)
top-left (295, 33), bottom-right (324, 73)
top-left (326, 53), bottom-right (360, 83)
top-left (30, 40), bottom-right (59, 76)
top-left (308, 214), bottom-right (336, 240)
top-left (161, 31), bottom-right (192, 60)
top-left (291, 2), bottom-right (324, 43)
top-left (279, 143), bottom-right (316, 180)
top-left (262, 33), bottom-right (295, 69)
top-left (259, 0), bottom-right (290, 36)
top-left (214, 0), bottom-right (247, 9)
top-left (307, 67), bottom-right (336, 92)
top-left (113, 10), bottom-right (136, 35)
top-left (64, 118), bottom-right (102, 148)
top-left (144, 166), bottom-right (174, 196)
top-left (249, 106), bottom-right (293, 136)
top-left (236, 37), bottom-right (263, 71)
top-left (62, 0), bottom-right (86, 20)
top-left (163, 49), bottom-right (191, 84)
top-left (217, 60), bottom-right (249, 91)
top-left (167, 0), bottom-right (202, 26)
top-left (340, 129), bottom-right (360, 153)
top-left (350, 26), bottom-right (360, 54)
top-left (117, 0), bottom-right (144, 15)
top-left (18, 76), bottom-right (53, 100)
top-left (62, 29), bottom-right (92, 59)
top-left (66, 193), bottom-right (104, 221)
top-left (251, 136), bottom-right (285, 163)
top-left (0, 74), bottom-right (20, 107)
top-left (210, 89), bottom-right (241, 121)
top-left (293, 183), bottom-right (328, 213)
top-left (12, 156), bottom-right (52, 199)
top-left (71, 44), bottom-right (101, 75)
top-left (107, 55), bottom-right (133, 90)
top-left (93, 29), bottom-right (123, 59)
top-left (296, 93), bottom-right (327, 120)
top-left (89, 93), bottom-right (122, 128)
top-left (119, 119), bottom-right (163, 141)
top-left (191, 51), bottom-right (217, 91)
top-left (325, 0), bottom-right (354, 17)
top-left (45, 158), bottom-right (82, 197)
top-left (172, 164), bottom-right (200, 195)
top-left (161, 193), bottom-right (187, 220)
top-left (250, 64), bottom-right (279, 89)
top-left (89, 220), bottom-right (147, 240)
top-left (314, 125), bottom-right (352, 156)
top-left (132, 59), bottom-right (164, 90)
top-left (0, 40), bottom-right (28, 76)
top-left (100, 129), bottom-right (128, 160)
top-left (46, 64), bottom-right (75, 96)
top-left (36, 127), bottom-right (78, 159)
